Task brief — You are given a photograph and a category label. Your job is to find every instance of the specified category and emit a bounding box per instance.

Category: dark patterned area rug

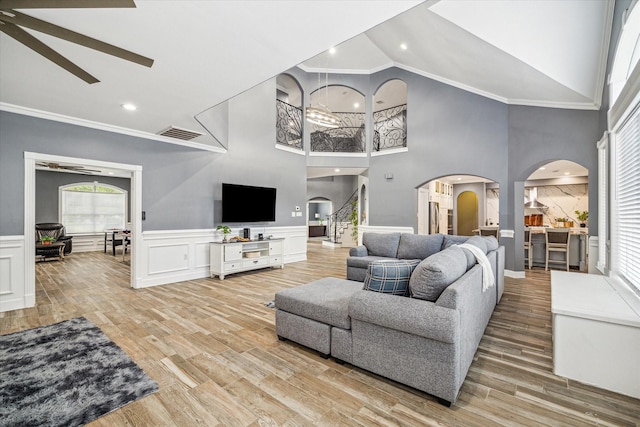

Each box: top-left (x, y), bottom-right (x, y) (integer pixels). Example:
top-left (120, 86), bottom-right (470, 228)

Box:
top-left (0, 317), bottom-right (158, 426)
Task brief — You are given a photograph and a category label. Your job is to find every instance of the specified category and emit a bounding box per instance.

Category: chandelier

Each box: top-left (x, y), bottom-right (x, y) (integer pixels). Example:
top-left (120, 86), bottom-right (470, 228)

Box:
top-left (306, 69), bottom-right (340, 128)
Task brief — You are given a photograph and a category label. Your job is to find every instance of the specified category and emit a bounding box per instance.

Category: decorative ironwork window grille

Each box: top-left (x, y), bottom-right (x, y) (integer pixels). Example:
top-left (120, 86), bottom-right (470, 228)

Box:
top-left (310, 112), bottom-right (366, 153)
top-left (373, 104), bottom-right (407, 151)
top-left (276, 99), bottom-right (303, 150)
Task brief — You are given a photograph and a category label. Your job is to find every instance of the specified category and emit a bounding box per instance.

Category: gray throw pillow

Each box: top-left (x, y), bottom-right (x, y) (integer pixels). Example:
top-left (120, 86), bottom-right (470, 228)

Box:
top-left (362, 232), bottom-right (401, 258)
top-left (363, 259), bottom-right (421, 296)
top-left (397, 233), bottom-right (444, 260)
top-left (409, 246), bottom-right (468, 301)
top-left (441, 234), bottom-right (469, 250)
top-left (482, 235), bottom-right (499, 251)
top-left (459, 235), bottom-right (488, 269)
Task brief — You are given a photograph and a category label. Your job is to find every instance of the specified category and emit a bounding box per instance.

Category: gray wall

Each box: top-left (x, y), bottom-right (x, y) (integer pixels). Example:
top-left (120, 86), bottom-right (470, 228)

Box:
top-left (35, 170), bottom-right (132, 225)
top-left (307, 175), bottom-right (357, 213)
top-left (366, 67), bottom-right (509, 228)
top-left (0, 81), bottom-right (306, 235)
top-left (506, 106), bottom-right (601, 270)
top-left (6, 2), bottom-right (629, 271)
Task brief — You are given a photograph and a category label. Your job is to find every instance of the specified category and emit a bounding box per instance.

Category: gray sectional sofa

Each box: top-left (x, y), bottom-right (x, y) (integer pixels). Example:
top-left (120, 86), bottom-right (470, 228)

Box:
top-left (347, 232), bottom-right (504, 303)
top-left (275, 232), bottom-right (505, 406)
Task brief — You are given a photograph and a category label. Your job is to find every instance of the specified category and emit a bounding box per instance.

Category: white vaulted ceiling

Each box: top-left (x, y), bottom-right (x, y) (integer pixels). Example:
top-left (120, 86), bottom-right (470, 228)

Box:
top-left (0, 1), bottom-right (614, 149)
top-left (301, 0), bottom-right (613, 109)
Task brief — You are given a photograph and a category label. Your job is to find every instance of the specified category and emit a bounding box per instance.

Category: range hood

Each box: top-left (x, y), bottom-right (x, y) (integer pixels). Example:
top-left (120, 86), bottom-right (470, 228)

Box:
top-left (524, 187), bottom-right (548, 209)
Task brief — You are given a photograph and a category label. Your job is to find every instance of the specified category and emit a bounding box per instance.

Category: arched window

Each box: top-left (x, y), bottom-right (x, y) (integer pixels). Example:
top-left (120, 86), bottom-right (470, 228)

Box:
top-left (610, 4), bottom-right (640, 106)
top-left (60, 182), bottom-right (127, 234)
top-left (276, 74), bottom-right (303, 151)
top-left (373, 79), bottom-right (407, 154)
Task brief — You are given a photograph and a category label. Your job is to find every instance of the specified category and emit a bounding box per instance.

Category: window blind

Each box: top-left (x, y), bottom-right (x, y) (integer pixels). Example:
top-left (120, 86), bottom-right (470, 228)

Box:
top-left (614, 106), bottom-right (640, 292)
top-left (61, 190), bottom-right (126, 234)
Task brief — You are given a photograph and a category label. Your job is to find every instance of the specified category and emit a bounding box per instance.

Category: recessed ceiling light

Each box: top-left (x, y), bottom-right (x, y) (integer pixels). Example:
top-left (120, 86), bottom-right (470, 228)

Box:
top-left (353, 102), bottom-right (360, 108)
top-left (564, 172), bottom-right (570, 175)
top-left (122, 103), bottom-right (136, 111)
top-left (457, 177), bottom-right (462, 181)
top-left (108, 171), bottom-right (114, 175)
top-left (400, 43), bottom-right (408, 50)
top-left (539, 166), bottom-right (546, 170)
top-left (329, 47), bottom-right (336, 54)
top-left (335, 168), bottom-right (340, 172)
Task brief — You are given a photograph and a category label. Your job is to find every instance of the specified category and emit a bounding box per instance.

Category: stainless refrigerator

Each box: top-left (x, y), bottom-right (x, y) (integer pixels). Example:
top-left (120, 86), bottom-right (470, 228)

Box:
top-left (429, 202), bottom-right (439, 234)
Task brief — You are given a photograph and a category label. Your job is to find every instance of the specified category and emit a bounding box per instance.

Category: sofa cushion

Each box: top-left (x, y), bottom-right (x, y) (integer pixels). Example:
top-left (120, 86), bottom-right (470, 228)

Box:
top-left (347, 255), bottom-right (393, 269)
top-left (275, 277), bottom-right (363, 329)
top-left (397, 233), bottom-right (444, 260)
top-left (362, 232), bottom-right (401, 258)
top-left (442, 234), bottom-right (469, 250)
top-left (409, 246), bottom-right (468, 301)
top-left (458, 236), bottom-right (488, 269)
top-left (483, 235), bottom-right (499, 251)
top-left (363, 259), bottom-right (421, 296)
top-left (465, 235), bottom-right (488, 254)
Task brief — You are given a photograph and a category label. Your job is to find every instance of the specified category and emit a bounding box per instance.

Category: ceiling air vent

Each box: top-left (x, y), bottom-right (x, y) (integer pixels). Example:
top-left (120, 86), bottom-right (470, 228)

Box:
top-left (157, 126), bottom-right (203, 141)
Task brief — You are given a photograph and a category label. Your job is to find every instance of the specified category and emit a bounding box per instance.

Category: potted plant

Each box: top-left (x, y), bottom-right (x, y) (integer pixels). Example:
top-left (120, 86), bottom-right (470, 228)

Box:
top-left (216, 225), bottom-right (232, 242)
top-left (349, 199), bottom-right (359, 244)
top-left (555, 217), bottom-right (567, 227)
top-left (40, 236), bottom-right (55, 245)
top-left (575, 210), bottom-right (589, 227)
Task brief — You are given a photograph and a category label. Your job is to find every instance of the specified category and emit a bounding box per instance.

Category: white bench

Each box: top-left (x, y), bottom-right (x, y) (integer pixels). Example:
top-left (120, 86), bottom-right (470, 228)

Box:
top-left (551, 271), bottom-right (640, 399)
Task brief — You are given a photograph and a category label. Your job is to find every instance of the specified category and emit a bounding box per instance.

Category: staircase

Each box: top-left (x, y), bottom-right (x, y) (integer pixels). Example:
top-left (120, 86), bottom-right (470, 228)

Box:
top-left (324, 190), bottom-right (358, 247)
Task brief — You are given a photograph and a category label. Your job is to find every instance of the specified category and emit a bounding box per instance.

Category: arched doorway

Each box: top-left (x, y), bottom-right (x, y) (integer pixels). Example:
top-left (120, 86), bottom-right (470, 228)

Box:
top-left (457, 191), bottom-right (478, 236)
top-left (307, 198), bottom-right (332, 238)
top-left (522, 159), bottom-right (589, 271)
top-left (417, 175), bottom-right (497, 236)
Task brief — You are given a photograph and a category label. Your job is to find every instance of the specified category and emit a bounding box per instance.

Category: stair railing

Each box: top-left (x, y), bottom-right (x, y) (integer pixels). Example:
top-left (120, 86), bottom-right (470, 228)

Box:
top-left (327, 190), bottom-right (358, 244)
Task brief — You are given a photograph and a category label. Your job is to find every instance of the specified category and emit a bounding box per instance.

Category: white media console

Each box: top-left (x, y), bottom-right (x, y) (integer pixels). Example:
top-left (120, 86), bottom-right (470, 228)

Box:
top-left (210, 238), bottom-right (284, 280)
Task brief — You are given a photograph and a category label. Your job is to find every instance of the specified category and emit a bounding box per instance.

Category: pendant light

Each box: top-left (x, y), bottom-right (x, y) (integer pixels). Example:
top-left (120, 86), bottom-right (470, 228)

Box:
top-left (306, 67), bottom-right (340, 128)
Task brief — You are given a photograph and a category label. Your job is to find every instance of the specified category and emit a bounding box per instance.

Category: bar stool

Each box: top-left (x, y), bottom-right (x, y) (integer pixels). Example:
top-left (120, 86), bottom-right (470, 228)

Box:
top-left (545, 228), bottom-right (570, 271)
top-left (524, 228), bottom-right (532, 269)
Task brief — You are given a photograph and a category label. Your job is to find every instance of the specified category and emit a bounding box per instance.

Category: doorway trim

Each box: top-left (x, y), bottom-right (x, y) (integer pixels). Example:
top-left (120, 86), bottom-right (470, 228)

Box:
top-left (25, 152), bottom-right (143, 298)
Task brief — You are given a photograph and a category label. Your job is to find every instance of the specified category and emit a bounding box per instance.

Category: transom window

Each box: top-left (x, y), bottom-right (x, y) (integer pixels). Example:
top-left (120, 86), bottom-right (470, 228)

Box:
top-left (60, 182), bottom-right (127, 234)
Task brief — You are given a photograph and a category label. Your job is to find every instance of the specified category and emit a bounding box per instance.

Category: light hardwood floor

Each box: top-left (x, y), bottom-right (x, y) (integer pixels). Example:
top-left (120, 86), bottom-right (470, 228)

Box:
top-left (2, 242), bottom-right (639, 426)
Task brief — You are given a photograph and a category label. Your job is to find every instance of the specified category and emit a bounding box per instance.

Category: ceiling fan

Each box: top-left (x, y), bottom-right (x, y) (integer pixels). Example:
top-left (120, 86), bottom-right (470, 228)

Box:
top-left (0, 0), bottom-right (154, 84)
top-left (37, 162), bottom-right (102, 175)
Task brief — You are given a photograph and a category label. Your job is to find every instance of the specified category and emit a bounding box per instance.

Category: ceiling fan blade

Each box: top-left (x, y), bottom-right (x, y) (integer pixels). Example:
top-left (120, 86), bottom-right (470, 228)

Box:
top-left (0, 0), bottom-right (135, 9)
top-left (0, 21), bottom-right (99, 83)
top-left (0, 10), bottom-right (154, 67)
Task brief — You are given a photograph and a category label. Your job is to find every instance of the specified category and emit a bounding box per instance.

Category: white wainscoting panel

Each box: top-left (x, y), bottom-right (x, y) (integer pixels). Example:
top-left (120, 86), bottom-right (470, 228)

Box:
top-left (0, 236), bottom-right (28, 313)
top-left (69, 234), bottom-right (106, 253)
top-left (148, 243), bottom-right (190, 275)
top-left (135, 226), bottom-right (307, 288)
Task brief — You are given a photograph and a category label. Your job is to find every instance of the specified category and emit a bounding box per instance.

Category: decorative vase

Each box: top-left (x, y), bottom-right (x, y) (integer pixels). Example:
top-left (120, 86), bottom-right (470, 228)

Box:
top-left (43, 241), bottom-right (51, 245)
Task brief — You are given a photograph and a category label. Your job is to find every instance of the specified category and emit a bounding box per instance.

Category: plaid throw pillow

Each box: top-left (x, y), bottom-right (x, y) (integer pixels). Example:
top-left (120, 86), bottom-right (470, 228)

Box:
top-left (363, 259), bottom-right (421, 296)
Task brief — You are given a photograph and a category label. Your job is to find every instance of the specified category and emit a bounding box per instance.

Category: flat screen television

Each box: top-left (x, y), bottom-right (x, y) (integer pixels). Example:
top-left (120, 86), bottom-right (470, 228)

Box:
top-left (221, 183), bottom-right (277, 223)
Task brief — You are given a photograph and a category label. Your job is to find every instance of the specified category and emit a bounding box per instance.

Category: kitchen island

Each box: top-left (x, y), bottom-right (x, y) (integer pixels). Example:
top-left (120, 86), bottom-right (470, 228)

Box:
top-left (528, 227), bottom-right (588, 271)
